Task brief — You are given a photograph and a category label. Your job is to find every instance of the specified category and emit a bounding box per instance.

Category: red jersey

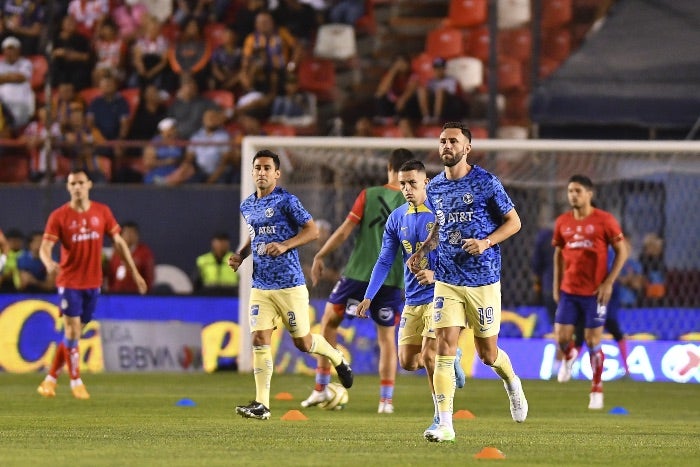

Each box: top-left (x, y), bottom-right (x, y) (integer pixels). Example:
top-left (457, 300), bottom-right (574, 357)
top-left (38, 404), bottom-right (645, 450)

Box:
top-left (44, 201), bottom-right (120, 289)
top-left (553, 208), bottom-right (624, 295)
top-left (107, 243), bottom-right (155, 293)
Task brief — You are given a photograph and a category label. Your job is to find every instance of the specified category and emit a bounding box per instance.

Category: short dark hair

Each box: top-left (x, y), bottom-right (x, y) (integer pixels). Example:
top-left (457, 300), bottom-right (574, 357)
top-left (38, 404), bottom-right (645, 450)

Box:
top-left (212, 232), bottom-right (230, 241)
top-left (399, 159), bottom-right (426, 173)
top-left (121, 221), bottom-right (139, 232)
top-left (569, 174), bottom-right (594, 190)
top-left (69, 168), bottom-right (91, 180)
top-left (442, 122), bottom-right (472, 142)
top-left (388, 148), bottom-right (415, 172)
top-left (253, 149), bottom-right (281, 169)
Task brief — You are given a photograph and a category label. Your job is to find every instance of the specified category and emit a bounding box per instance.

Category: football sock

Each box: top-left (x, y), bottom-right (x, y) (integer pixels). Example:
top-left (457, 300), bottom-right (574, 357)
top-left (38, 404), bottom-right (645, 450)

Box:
top-left (380, 380), bottom-right (394, 402)
top-left (489, 348), bottom-right (517, 389)
top-left (253, 345), bottom-right (273, 408)
top-left (314, 367), bottom-right (332, 391)
top-left (70, 378), bottom-right (84, 389)
top-left (48, 341), bottom-right (67, 379)
top-left (590, 344), bottom-right (604, 392)
top-left (432, 393), bottom-right (439, 420)
top-left (618, 338), bottom-right (629, 373)
top-left (559, 340), bottom-right (575, 359)
top-left (309, 333), bottom-right (342, 367)
top-left (434, 355), bottom-right (456, 429)
top-left (64, 338), bottom-right (80, 380)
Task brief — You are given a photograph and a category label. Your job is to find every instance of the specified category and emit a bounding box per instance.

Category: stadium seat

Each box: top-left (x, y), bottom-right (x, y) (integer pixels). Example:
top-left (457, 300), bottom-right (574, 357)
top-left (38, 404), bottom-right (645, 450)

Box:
top-left (154, 264), bottom-right (193, 294)
top-left (411, 52), bottom-right (436, 86)
top-left (498, 28), bottom-right (532, 62)
top-left (541, 28), bottom-right (572, 62)
top-left (470, 126), bottom-right (489, 139)
top-left (28, 55), bottom-right (48, 91)
top-left (541, 0), bottom-right (573, 29)
top-left (202, 90), bottom-right (235, 111)
top-left (204, 22), bottom-right (228, 48)
top-left (0, 155), bottom-right (29, 182)
top-left (496, 125), bottom-right (529, 139)
top-left (313, 23), bottom-right (357, 60)
top-left (415, 124), bottom-right (443, 138)
top-left (446, 0), bottom-right (488, 28)
top-left (78, 87), bottom-right (102, 105)
top-left (297, 58), bottom-right (336, 101)
top-left (120, 88), bottom-right (141, 116)
top-left (498, 0), bottom-right (531, 29)
top-left (355, 0), bottom-right (378, 35)
top-left (496, 56), bottom-right (524, 92)
top-left (425, 26), bottom-right (464, 60)
top-left (372, 124), bottom-right (404, 138)
top-left (262, 122), bottom-right (297, 136)
top-left (538, 56), bottom-right (562, 79)
top-left (445, 57), bottom-right (483, 92)
top-left (96, 155), bottom-right (112, 181)
top-left (503, 90), bottom-right (530, 120)
top-left (464, 26), bottom-right (490, 62)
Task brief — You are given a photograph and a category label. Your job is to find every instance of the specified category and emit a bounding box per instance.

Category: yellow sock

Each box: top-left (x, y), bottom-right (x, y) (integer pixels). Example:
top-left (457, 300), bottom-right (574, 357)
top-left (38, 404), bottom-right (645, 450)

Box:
top-left (310, 334), bottom-right (342, 366)
top-left (253, 345), bottom-right (273, 408)
top-left (434, 355), bottom-right (456, 428)
top-left (490, 348), bottom-right (516, 386)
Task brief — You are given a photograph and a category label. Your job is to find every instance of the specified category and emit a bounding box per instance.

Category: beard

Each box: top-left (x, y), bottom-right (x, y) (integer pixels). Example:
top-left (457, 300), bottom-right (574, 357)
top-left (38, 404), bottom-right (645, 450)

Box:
top-left (441, 151), bottom-right (464, 167)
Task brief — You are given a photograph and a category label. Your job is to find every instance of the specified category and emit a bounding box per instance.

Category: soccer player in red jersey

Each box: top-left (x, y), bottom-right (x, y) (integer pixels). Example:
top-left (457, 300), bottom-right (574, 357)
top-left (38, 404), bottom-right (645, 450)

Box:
top-left (552, 175), bottom-right (628, 410)
top-left (37, 169), bottom-right (148, 399)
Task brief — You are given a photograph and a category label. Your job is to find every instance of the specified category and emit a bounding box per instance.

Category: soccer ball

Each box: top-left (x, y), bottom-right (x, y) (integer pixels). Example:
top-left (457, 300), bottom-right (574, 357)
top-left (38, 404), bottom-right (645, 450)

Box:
top-left (319, 382), bottom-right (349, 411)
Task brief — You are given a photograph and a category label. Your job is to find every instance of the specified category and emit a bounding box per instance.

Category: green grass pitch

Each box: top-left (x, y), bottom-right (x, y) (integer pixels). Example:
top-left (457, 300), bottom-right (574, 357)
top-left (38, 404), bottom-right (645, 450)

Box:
top-left (1, 373), bottom-right (698, 466)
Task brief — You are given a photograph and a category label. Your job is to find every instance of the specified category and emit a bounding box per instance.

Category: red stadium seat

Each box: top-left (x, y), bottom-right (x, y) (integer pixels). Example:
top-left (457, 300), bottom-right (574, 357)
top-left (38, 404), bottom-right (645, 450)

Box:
top-left (29, 55), bottom-right (48, 91)
top-left (297, 58), bottom-right (336, 100)
top-left (202, 90), bottom-right (235, 110)
top-left (497, 56), bottom-right (524, 92)
top-left (372, 124), bottom-right (403, 138)
top-left (464, 26), bottom-right (490, 62)
top-left (204, 22), bottom-right (228, 48)
top-left (538, 56), bottom-right (563, 79)
top-left (541, 28), bottom-right (572, 62)
top-left (120, 88), bottom-right (141, 116)
top-left (498, 28), bottom-right (532, 62)
top-left (411, 52), bottom-right (436, 86)
top-left (415, 125), bottom-right (443, 138)
top-left (541, 0), bottom-right (573, 29)
top-left (78, 87), bottom-right (102, 105)
top-left (425, 26), bottom-right (464, 60)
top-left (446, 0), bottom-right (488, 28)
top-left (504, 90), bottom-right (530, 120)
top-left (0, 155), bottom-right (29, 182)
top-left (262, 122), bottom-right (297, 136)
top-left (355, 0), bottom-right (378, 35)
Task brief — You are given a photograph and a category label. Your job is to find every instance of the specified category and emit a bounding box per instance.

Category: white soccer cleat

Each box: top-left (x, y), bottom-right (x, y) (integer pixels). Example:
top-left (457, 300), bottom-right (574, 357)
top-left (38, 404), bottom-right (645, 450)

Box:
top-left (557, 347), bottom-right (579, 383)
top-left (505, 376), bottom-right (528, 423)
top-left (300, 389), bottom-right (331, 408)
top-left (424, 424), bottom-right (455, 443)
top-left (588, 392), bottom-right (604, 410)
top-left (423, 415), bottom-right (440, 440)
top-left (377, 400), bottom-right (394, 414)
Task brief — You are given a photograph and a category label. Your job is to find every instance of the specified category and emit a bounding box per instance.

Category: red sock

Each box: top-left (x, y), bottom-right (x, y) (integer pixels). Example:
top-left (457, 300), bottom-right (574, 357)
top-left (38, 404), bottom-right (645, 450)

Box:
top-left (590, 347), bottom-right (604, 392)
top-left (48, 342), bottom-right (67, 378)
top-left (561, 340), bottom-right (575, 359)
top-left (618, 338), bottom-right (629, 373)
top-left (66, 345), bottom-right (81, 380)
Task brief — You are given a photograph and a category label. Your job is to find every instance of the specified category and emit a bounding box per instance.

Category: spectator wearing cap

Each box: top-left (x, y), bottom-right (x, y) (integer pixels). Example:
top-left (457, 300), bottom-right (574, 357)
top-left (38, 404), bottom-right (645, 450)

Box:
top-left (1, 0), bottom-right (46, 55)
top-left (0, 36), bottom-right (34, 127)
top-left (417, 57), bottom-right (464, 125)
top-left (142, 117), bottom-right (185, 184)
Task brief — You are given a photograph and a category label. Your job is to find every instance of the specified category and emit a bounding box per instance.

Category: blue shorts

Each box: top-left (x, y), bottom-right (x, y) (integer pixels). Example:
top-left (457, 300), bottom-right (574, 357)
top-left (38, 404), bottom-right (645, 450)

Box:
top-left (328, 276), bottom-right (403, 327)
top-left (555, 291), bottom-right (607, 329)
top-left (59, 287), bottom-right (100, 324)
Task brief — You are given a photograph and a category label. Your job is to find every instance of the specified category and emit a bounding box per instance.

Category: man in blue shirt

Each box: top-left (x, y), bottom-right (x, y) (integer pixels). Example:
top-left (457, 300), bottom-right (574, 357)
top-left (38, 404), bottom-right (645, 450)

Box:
top-left (408, 122), bottom-right (528, 442)
top-left (229, 149), bottom-right (353, 420)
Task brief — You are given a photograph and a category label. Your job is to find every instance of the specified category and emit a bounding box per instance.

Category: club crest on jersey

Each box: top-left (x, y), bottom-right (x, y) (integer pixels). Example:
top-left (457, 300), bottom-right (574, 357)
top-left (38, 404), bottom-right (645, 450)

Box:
top-left (265, 208), bottom-right (274, 218)
top-left (462, 193), bottom-right (474, 204)
top-left (585, 224), bottom-right (595, 234)
top-left (449, 230), bottom-right (462, 244)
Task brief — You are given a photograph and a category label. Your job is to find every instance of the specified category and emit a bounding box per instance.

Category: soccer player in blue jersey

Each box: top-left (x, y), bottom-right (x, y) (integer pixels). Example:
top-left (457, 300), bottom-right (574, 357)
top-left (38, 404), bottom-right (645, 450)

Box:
top-left (355, 159), bottom-right (466, 439)
top-left (408, 122), bottom-right (528, 442)
top-left (229, 149), bottom-right (353, 420)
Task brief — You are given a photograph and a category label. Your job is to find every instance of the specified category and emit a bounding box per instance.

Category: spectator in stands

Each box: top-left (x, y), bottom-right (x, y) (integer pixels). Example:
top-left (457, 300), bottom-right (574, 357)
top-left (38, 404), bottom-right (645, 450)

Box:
top-left (111, 0), bottom-right (148, 43)
top-left (236, 46), bottom-right (277, 120)
top-left (272, 0), bottom-right (318, 47)
top-left (616, 237), bottom-right (644, 307)
top-left (269, 73), bottom-right (316, 127)
top-left (22, 106), bottom-right (62, 183)
top-left (327, 0), bottom-right (365, 25)
top-left (417, 57), bottom-right (464, 124)
top-left (172, 0), bottom-right (223, 26)
top-left (130, 15), bottom-right (171, 91)
top-left (241, 11), bottom-right (300, 87)
top-left (1, 0), bottom-right (46, 55)
top-left (181, 108), bottom-right (235, 184)
top-left (67, 0), bottom-right (109, 39)
top-left (125, 84), bottom-right (167, 150)
top-left (353, 116), bottom-right (374, 137)
top-left (52, 82), bottom-right (85, 128)
top-left (58, 103), bottom-right (109, 182)
top-left (0, 98), bottom-right (15, 140)
top-left (50, 15), bottom-right (92, 91)
top-left (142, 117), bottom-right (185, 184)
top-left (167, 74), bottom-right (217, 139)
top-left (234, 0), bottom-right (267, 47)
top-left (167, 16), bottom-right (212, 92)
top-left (0, 36), bottom-right (35, 127)
top-left (86, 73), bottom-right (131, 165)
top-left (0, 228), bottom-right (23, 292)
top-left (192, 232), bottom-right (239, 295)
top-left (210, 26), bottom-right (243, 94)
top-left (106, 221), bottom-right (155, 293)
top-left (374, 55), bottom-right (421, 124)
top-left (16, 231), bottom-right (57, 293)
top-left (640, 232), bottom-right (666, 303)
top-left (140, 0), bottom-right (172, 23)
top-left (92, 18), bottom-right (127, 87)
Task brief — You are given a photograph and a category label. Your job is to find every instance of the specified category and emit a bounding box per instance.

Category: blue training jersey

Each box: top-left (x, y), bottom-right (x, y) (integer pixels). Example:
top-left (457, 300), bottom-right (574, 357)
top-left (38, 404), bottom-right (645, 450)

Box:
top-left (426, 165), bottom-right (515, 287)
top-left (240, 186), bottom-right (312, 289)
top-left (365, 202), bottom-right (437, 306)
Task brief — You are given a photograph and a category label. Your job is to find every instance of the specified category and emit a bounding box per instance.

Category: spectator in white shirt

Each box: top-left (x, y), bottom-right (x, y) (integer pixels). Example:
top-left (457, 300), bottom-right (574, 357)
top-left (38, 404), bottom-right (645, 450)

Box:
top-left (0, 36), bottom-right (34, 127)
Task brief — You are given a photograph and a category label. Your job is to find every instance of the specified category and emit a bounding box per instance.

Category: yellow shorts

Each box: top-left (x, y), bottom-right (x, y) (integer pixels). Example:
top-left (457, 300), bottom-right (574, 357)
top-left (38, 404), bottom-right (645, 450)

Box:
top-left (432, 281), bottom-right (501, 338)
top-left (249, 285), bottom-right (310, 338)
top-left (398, 303), bottom-right (435, 346)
